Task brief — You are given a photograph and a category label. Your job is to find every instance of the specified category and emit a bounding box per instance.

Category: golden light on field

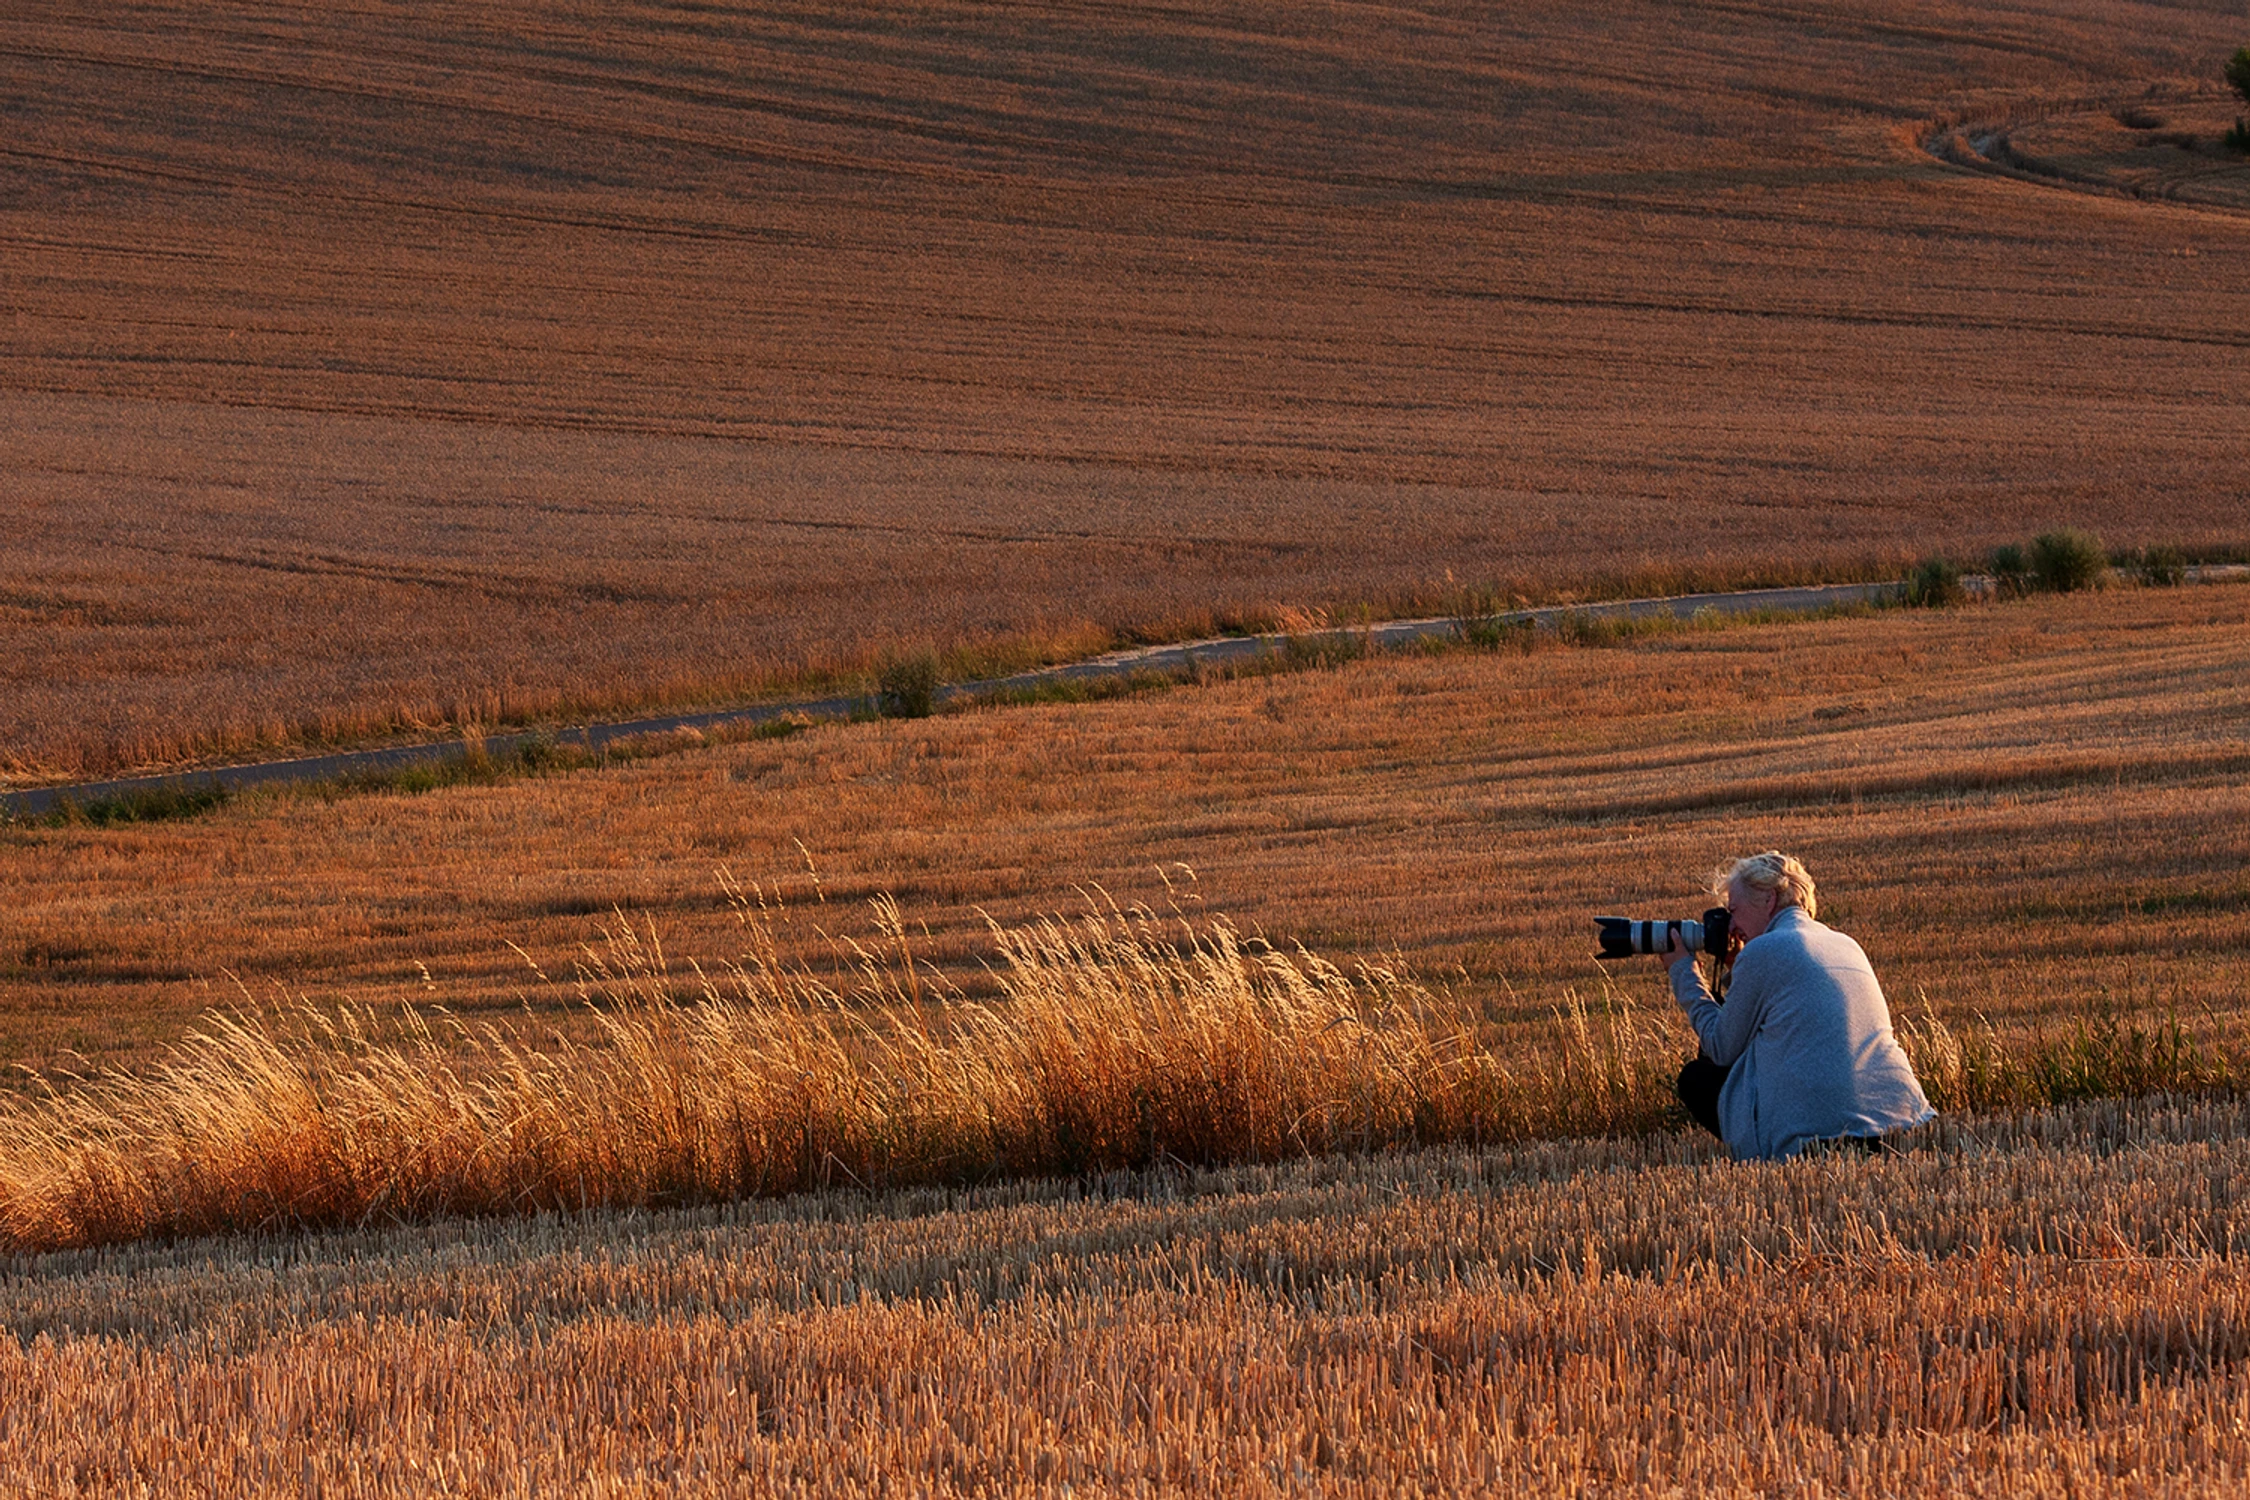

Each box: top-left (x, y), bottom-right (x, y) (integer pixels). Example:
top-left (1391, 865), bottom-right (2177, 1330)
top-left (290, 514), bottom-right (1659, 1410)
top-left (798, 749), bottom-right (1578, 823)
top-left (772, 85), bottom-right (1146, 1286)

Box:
top-left (5, 1), bottom-right (2250, 1490)
top-left (1, 0), bottom-right (2245, 776)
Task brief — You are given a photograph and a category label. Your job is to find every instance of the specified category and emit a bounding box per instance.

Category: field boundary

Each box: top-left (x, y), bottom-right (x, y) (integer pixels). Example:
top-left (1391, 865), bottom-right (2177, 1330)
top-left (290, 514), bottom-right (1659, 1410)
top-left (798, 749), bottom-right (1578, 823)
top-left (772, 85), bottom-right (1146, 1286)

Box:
top-left (6, 568), bottom-right (2242, 821)
top-left (1923, 85), bottom-right (2250, 213)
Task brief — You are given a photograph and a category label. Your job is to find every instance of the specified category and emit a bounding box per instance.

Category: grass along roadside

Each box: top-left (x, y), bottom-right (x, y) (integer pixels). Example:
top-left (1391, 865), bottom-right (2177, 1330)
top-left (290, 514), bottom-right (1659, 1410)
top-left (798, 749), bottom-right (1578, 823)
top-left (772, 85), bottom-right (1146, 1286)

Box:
top-left (2, 884), bottom-right (2241, 1253)
top-left (0, 541), bottom-right (1992, 786)
top-left (0, 577), bottom-right (1965, 827)
top-left (13, 715), bottom-right (818, 828)
top-left (13, 559), bottom-right (2242, 825)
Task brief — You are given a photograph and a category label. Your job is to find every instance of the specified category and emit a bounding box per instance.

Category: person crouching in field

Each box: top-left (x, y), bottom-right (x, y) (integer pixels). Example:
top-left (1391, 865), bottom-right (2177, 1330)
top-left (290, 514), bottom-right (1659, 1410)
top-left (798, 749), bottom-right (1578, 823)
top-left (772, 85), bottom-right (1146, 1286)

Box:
top-left (1654, 851), bottom-right (1933, 1160)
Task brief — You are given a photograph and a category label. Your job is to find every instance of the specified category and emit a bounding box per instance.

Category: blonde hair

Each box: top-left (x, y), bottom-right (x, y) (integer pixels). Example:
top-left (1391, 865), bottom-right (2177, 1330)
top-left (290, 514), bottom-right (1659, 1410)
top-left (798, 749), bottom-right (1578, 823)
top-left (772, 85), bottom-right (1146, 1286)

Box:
top-left (1715, 851), bottom-right (1818, 920)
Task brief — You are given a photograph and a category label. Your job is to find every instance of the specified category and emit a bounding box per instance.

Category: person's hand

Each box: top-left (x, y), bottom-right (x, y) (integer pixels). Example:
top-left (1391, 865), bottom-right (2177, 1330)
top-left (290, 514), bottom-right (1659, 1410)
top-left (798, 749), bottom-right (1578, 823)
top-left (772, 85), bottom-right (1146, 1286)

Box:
top-left (1649, 928), bottom-right (1686, 963)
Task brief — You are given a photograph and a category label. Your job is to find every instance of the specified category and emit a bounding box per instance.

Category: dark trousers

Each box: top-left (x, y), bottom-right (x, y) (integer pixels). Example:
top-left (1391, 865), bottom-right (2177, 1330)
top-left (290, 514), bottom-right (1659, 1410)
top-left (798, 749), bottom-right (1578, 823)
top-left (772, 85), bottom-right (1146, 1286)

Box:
top-left (1675, 1056), bottom-right (1901, 1154)
top-left (1676, 1056), bottom-right (1729, 1140)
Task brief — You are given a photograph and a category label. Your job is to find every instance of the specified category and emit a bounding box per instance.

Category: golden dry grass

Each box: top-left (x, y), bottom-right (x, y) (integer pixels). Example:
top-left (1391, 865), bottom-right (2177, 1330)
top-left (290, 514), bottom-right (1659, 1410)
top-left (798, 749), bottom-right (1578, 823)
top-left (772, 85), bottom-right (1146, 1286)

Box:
top-left (0, 867), bottom-right (2224, 1254)
top-left (7, 1097), bottom-right (2250, 1495)
top-left (0, 885), bottom-right (1692, 1251)
top-left (4, 0), bottom-right (2248, 775)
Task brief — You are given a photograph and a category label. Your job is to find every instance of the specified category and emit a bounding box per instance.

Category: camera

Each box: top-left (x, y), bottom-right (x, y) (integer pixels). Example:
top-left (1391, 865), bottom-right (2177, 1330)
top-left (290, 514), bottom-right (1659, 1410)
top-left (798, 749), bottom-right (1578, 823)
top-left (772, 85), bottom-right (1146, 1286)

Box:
top-left (1594, 907), bottom-right (1732, 960)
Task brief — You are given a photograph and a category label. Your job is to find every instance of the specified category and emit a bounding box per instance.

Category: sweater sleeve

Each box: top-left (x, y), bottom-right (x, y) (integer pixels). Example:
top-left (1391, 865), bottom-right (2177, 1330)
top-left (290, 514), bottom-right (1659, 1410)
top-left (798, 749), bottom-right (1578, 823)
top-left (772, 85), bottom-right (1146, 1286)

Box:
top-left (1669, 952), bottom-right (1763, 1066)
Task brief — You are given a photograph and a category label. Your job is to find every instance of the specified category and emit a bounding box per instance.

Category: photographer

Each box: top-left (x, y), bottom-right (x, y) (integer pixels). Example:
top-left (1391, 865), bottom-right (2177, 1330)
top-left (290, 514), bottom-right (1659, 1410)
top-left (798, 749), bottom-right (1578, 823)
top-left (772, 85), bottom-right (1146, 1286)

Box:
top-left (1655, 852), bottom-right (1932, 1160)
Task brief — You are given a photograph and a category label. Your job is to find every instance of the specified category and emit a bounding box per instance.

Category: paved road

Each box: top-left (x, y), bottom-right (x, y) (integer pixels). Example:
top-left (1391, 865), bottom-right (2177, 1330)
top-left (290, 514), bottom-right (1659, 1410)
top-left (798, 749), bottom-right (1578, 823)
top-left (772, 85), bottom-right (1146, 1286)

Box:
top-left (11, 572), bottom-right (2223, 821)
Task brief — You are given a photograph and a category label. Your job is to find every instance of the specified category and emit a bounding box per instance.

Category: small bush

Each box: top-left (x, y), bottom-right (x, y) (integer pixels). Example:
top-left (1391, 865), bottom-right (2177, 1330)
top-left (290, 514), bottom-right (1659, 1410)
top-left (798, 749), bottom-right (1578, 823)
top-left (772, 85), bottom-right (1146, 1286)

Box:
top-left (2030, 528), bottom-right (2107, 593)
top-left (877, 653), bottom-right (940, 719)
top-left (2136, 545), bottom-right (2188, 587)
top-left (1987, 543), bottom-right (2031, 598)
top-left (1459, 614), bottom-right (1538, 652)
top-left (1282, 629), bottom-right (1368, 670)
top-left (1904, 556), bottom-right (1965, 608)
top-left (2228, 117), bottom-right (2250, 155)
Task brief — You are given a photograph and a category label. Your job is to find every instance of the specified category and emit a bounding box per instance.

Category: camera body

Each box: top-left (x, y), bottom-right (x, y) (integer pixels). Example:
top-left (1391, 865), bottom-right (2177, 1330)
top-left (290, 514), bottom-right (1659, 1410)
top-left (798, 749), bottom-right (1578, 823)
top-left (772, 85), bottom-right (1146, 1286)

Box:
top-left (1594, 907), bottom-right (1732, 960)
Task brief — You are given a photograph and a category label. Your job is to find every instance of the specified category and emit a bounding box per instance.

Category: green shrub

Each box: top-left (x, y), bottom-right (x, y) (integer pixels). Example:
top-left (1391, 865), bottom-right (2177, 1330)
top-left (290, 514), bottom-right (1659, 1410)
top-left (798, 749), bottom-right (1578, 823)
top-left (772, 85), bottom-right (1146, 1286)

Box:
top-left (2228, 117), bottom-right (2250, 155)
top-left (2136, 545), bottom-right (2188, 587)
top-left (1987, 543), bottom-right (2031, 598)
top-left (751, 714), bottom-right (810, 740)
top-left (2030, 528), bottom-right (2107, 593)
top-left (1459, 614), bottom-right (1538, 652)
top-left (52, 779), bottom-right (231, 827)
top-left (1903, 556), bottom-right (1965, 608)
top-left (877, 652), bottom-right (940, 719)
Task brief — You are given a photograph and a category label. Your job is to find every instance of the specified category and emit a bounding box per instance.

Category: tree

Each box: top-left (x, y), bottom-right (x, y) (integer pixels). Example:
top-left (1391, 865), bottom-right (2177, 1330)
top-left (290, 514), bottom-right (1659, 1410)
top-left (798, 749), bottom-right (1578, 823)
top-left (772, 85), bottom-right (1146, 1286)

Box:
top-left (2229, 46), bottom-right (2250, 153)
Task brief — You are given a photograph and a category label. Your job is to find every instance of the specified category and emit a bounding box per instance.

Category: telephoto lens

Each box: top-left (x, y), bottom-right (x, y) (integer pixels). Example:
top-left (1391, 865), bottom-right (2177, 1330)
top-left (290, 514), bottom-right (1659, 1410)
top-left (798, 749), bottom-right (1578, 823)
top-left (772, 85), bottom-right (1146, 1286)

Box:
top-left (1593, 907), bottom-right (1732, 960)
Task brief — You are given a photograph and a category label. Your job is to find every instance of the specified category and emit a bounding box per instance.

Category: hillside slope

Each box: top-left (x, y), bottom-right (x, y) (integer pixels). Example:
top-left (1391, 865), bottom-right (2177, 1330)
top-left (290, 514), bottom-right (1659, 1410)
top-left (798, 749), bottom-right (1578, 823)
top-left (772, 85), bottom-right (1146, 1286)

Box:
top-left (4, 1), bottom-right (2246, 774)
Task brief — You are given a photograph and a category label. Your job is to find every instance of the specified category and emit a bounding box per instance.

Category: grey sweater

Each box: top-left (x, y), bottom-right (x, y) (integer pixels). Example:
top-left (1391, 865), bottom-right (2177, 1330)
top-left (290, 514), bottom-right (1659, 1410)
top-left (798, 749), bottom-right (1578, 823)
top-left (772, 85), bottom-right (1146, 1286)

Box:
top-left (1668, 906), bottom-right (1933, 1160)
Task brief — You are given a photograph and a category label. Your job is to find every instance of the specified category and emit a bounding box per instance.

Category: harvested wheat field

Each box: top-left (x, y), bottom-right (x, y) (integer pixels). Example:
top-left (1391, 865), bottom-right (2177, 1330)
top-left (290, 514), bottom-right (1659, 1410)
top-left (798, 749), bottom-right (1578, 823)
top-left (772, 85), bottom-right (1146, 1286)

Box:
top-left (7, 1099), bottom-right (2250, 1496)
top-left (4, 0), bottom-right (2249, 776)
top-left (8, 2), bottom-right (2250, 1491)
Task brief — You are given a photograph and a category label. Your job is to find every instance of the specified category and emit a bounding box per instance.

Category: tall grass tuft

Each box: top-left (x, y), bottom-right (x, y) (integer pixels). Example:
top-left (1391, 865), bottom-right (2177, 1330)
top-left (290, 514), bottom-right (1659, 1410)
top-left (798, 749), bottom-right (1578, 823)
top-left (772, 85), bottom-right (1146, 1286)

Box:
top-left (1898, 998), bottom-right (2234, 1112)
top-left (1986, 542), bottom-right (2031, 597)
top-left (2227, 46), bottom-right (2250, 151)
top-left (2135, 544), bottom-right (2188, 586)
top-left (0, 889), bottom-right (1681, 1251)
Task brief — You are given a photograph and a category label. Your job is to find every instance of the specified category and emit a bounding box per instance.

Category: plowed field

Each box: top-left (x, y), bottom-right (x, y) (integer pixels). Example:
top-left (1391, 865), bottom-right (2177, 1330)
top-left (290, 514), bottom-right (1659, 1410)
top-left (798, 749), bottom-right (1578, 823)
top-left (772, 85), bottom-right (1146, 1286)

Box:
top-left (4, 1), bottom-right (2247, 777)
